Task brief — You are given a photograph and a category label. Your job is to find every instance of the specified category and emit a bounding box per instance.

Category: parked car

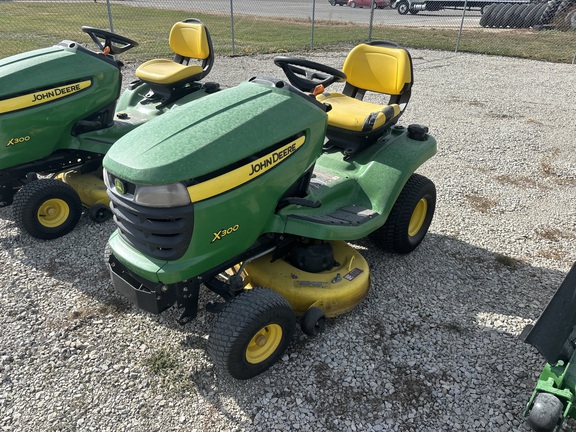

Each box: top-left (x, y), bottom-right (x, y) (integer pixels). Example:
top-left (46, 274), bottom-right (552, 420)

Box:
top-left (328, 0), bottom-right (348, 5)
top-left (348, 0), bottom-right (390, 8)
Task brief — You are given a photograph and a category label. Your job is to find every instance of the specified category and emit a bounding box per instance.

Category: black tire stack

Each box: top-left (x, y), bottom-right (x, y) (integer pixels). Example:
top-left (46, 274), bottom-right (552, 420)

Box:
top-left (480, 0), bottom-right (575, 28)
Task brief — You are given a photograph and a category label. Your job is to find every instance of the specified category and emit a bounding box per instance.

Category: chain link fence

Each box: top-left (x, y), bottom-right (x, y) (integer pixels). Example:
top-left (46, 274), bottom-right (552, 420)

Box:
top-left (2, 0), bottom-right (576, 62)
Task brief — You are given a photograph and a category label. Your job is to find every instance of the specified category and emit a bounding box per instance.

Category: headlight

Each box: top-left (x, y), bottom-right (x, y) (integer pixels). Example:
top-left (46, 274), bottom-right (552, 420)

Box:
top-left (134, 183), bottom-right (191, 208)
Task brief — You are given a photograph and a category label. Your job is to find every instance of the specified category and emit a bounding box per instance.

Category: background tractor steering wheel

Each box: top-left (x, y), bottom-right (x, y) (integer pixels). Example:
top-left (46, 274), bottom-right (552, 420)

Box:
top-left (81, 26), bottom-right (139, 55)
top-left (274, 56), bottom-right (347, 92)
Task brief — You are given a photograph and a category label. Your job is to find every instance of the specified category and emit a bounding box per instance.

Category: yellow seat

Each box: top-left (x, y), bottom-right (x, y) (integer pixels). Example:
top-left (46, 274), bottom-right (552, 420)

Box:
top-left (316, 41), bottom-right (413, 155)
top-left (135, 18), bottom-right (214, 104)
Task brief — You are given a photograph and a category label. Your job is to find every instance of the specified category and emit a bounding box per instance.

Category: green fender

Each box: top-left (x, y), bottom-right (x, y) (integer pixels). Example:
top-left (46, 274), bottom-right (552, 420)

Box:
top-left (277, 125), bottom-right (437, 240)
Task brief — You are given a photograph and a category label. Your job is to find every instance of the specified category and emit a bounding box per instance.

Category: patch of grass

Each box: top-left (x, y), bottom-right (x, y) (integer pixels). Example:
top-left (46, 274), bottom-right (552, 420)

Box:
top-left (537, 248), bottom-right (566, 261)
top-left (494, 174), bottom-right (543, 190)
top-left (68, 297), bottom-right (130, 320)
top-left (97, 296), bottom-right (132, 315)
top-left (144, 348), bottom-right (179, 375)
top-left (535, 227), bottom-right (576, 241)
top-left (494, 253), bottom-right (520, 269)
top-left (68, 307), bottom-right (93, 320)
top-left (539, 149), bottom-right (576, 186)
top-left (540, 148), bottom-right (561, 177)
top-left (465, 194), bottom-right (498, 213)
top-left (2, 3), bottom-right (576, 62)
top-left (438, 321), bottom-right (467, 334)
top-left (526, 118), bottom-right (546, 126)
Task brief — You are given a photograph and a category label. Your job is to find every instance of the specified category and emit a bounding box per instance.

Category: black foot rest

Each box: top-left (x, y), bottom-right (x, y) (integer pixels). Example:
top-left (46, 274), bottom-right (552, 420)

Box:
top-left (289, 205), bottom-right (378, 226)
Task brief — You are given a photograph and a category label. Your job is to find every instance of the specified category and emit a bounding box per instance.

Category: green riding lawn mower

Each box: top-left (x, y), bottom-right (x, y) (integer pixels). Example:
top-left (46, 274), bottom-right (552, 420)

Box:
top-left (0, 18), bottom-right (219, 239)
top-left (103, 41), bottom-right (438, 379)
top-left (522, 262), bottom-right (576, 431)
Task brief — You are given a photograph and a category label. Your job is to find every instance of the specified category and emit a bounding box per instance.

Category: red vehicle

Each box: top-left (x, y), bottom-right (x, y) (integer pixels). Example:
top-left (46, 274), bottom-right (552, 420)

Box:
top-left (348, 0), bottom-right (390, 7)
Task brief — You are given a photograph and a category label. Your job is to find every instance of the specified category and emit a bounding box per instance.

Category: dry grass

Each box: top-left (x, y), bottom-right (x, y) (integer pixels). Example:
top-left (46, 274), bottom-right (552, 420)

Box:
top-left (465, 194), bottom-right (499, 214)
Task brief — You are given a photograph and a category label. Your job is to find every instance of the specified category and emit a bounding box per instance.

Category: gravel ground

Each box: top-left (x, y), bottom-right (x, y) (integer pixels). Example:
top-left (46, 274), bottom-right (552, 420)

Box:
top-left (1, 47), bottom-right (576, 432)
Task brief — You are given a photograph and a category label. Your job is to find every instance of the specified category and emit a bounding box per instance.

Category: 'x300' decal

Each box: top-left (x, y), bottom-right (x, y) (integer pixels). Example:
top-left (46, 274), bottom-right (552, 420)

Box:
top-left (212, 224), bottom-right (240, 243)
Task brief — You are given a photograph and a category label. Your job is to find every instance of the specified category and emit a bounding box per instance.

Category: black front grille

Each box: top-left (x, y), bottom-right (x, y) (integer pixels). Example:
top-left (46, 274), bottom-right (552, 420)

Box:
top-left (108, 190), bottom-right (194, 261)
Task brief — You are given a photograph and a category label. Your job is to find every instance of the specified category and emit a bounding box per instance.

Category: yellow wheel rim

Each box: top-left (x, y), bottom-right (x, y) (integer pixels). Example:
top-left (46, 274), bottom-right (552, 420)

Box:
top-left (408, 198), bottom-right (427, 237)
top-left (245, 324), bottom-right (283, 365)
top-left (37, 199), bottom-right (70, 228)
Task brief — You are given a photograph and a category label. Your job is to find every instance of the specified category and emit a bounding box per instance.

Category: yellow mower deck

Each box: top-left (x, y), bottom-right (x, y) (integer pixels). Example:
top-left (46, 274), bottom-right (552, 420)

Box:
top-left (57, 170), bottom-right (109, 209)
top-left (242, 241), bottom-right (370, 318)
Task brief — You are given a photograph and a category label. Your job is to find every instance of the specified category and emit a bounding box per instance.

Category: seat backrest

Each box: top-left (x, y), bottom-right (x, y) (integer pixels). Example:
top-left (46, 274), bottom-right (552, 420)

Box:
top-left (169, 20), bottom-right (211, 60)
top-left (342, 41), bottom-right (413, 98)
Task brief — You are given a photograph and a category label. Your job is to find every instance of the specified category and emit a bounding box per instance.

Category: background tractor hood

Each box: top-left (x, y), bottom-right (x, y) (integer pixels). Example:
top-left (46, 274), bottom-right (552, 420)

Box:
top-left (0, 43), bottom-right (118, 99)
top-left (103, 80), bottom-right (327, 185)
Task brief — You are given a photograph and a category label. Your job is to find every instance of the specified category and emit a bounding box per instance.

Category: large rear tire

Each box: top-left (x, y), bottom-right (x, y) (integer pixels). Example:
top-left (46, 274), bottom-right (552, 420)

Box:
top-left (396, 0), bottom-right (410, 14)
top-left (539, 0), bottom-right (564, 24)
top-left (369, 174), bottom-right (436, 254)
top-left (13, 179), bottom-right (82, 240)
top-left (493, 4), bottom-right (514, 27)
top-left (511, 4), bottom-right (531, 28)
top-left (208, 288), bottom-right (296, 380)
top-left (480, 3), bottom-right (497, 27)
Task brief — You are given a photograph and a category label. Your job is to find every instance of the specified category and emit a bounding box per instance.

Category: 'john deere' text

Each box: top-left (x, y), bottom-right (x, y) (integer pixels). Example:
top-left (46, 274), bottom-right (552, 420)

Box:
top-left (249, 143), bottom-right (297, 176)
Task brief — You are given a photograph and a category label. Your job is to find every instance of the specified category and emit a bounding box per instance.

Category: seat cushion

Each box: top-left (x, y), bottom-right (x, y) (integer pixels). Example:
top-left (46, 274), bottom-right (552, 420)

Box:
top-left (317, 92), bottom-right (400, 132)
top-left (135, 59), bottom-right (203, 85)
top-left (170, 22), bottom-right (210, 60)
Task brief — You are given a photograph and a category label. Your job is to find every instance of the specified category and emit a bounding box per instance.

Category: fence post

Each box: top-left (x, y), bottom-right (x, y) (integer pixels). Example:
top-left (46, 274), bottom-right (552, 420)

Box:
top-left (368, 0), bottom-right (375, 41)
top-left (230, 0), bottom-right (236, 55)
top-left (455, 0), bottom-right (468, 52)
top-left (311, 0), bottom-right (316, 49)
top-left (106, 0), bottom-right (114, 32)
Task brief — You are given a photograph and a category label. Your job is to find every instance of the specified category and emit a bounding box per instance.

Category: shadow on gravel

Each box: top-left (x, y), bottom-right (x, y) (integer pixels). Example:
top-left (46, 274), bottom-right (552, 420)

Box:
top-left (156, 232), bottom-right (563, 431)
top-left (0, 212), bottom-right (568, 430)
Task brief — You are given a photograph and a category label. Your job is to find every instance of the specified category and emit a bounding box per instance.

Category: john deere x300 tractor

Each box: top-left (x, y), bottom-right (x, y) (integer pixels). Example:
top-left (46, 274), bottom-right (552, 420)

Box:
top-left (0, 18), bottom-right (218, 239)
top-left (103, 41), bottom-right (438, 379)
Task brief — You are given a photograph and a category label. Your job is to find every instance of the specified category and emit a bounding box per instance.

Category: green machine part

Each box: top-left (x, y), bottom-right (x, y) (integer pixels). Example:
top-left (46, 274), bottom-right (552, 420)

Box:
top-left (277, 124), bottom-right (437, 241)
top-left (0, 42), bottom-right (121, 169)
top-left (525, 356), bottom-right (576, 431)
top-left (523, 262), bottom-right (576, 431)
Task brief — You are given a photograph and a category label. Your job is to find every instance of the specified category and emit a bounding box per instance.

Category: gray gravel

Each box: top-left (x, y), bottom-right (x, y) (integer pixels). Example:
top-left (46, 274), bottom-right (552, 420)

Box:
top-left (1, 47), bottom-right (576, 431)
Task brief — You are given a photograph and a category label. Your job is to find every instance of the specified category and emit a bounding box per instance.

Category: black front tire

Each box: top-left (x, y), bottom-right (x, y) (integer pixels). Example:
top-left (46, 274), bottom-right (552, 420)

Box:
top-left (369, 173), bottom-right (436, 254)
top-left (527, 393), bottom-right (564, 432)
top-left (13, 179), bottom-right (82, 240)
top-left (208, 288), bottom-right (296, 380)
top-left (301, 307), bottom-right (326, 337)
top-left (88, 203), bottom-right (112, 223)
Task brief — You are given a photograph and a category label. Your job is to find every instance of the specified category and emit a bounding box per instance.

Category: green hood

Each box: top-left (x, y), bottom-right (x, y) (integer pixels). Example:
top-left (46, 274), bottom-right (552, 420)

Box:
top-left (103, 80), bottom-right (327, 185)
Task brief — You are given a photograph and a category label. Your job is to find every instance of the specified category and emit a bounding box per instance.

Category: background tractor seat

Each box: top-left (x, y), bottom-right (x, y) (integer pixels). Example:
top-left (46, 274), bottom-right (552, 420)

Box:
top-left (316, 41), bottom-right (413, 155)
top-left (135, 18), bottom-right (214, 104)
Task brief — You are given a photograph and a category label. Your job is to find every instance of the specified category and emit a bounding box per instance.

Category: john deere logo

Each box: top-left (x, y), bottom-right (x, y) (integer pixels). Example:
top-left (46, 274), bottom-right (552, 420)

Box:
top-left (114, 178), bottom-right (126, 195)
